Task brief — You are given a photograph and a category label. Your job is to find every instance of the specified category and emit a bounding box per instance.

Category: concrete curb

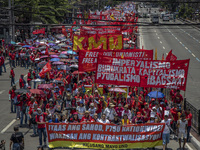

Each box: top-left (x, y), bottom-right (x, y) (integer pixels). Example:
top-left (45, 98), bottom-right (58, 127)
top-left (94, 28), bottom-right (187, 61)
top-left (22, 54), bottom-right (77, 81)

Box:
top-left (178, 18), bottom-right (200, 31)
top-left (191, 134), bottom-right (200, 150)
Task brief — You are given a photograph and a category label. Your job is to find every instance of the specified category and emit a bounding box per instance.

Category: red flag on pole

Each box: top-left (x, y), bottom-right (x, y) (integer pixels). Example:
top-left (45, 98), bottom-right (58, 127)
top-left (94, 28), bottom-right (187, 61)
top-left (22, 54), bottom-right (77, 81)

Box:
top-left (166, 50), bottom-right (177, 61)
top-left (39, 62), bottom-right (51, 77)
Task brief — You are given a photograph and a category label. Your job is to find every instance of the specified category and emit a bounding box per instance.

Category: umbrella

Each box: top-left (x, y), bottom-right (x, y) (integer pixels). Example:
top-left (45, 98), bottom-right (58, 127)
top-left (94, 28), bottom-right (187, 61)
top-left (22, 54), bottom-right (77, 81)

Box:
top-left (52, 61), bottom-right (64, 65)
top-left (30, 89), bottom-right (45, 95)
top-left (147, 91), bottom-right (165, 98)
top-left (22, 45), bottom-right (31, 48)
top-left (38, 84), bottom-right (53, 89)
top-left (72, 71), bottom-right (85, 75)
top-left (34, 58), bottom-right (40, 61)
top-left (50, 58), bottom-right (60, 62)
top-left (51, 79), bottom-right (64, 84)
top-left (15, 89), bottom-right (30, 94)
top-left (70, 64), bottom-right (78, 70)
top-left (109, 88), bottom-right (126, 93)
top-left (34, 42), bottom-right (40, 45)
top-left (41, 51), bottom-right (46, 54)
top-left (28, 46), bottom-right (35, 49)
top-left (67, 50), bottom-right (76, 55)
top-left (48, 43), bottom-right (55, 46)
top-left (52, 46), bottom-right (61, 49)
top-left (60, 65), bottom-right (71, 71)
top-left (31, 78), bottom-right (45, 83)
top-left (37, 61), bottom-right (47, 68)
top-left (70, 59), bottom-right (78, 63)
top-left (59, 54), bottom-right (67, 58)
top-left (11, 41), bottom-right (16, 44)
top-left (40, 55), bottom-right (48, 59)
top-left (50, 55), bottom-right (59, 58)
top-left (60, 58), bottom-right (70, 62)
top-left (61, 51), bottom-right (68, 54)
top-left (17, 43), bottom-right (25, 46)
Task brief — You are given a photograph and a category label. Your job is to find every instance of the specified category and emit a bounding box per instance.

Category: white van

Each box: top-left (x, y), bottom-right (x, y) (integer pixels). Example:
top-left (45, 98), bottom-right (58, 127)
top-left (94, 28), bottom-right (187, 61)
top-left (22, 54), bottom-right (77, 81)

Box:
top-left (163, 14), bottom-right (170, 21)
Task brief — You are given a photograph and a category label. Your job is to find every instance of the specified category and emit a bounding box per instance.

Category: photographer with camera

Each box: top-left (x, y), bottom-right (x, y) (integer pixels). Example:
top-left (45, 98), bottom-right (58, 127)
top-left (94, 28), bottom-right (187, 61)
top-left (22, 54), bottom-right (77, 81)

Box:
top-left (10, 126), bottom-right (24, 150)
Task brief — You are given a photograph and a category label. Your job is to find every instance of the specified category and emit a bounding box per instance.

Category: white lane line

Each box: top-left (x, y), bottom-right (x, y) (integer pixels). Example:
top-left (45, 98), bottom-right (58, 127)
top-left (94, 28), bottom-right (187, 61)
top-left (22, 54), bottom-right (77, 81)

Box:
top-left (185, 47), bottom-right (188, 50)
top-left (158, 37), bottom-right (160, 39)
top-left (166, 53), bottom-right (168, 55)
top-left (154, 30), bottom-right (156, 32)
top-left (186, 143), bottom-right (193, 150)
top-left (192, 53), bottom-right (196, 57)
top-left (160, 41), bottom-right (162, 44)
top-left (0, 90), bottom-right (5, 94)
top-left (156, 33), bottom-right (158, 35)
top-left (163, 46), bottom-right (165, 49)
top-left (1, 119), bottom-right (16, 133)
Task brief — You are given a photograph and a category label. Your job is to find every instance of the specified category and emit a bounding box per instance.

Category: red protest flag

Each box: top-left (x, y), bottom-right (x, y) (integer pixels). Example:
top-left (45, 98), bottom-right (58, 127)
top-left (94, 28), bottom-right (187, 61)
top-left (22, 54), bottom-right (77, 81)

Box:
top-left (166, 50), bottom-right (177, 61)
top-left (39, 62), bottom-right (51, 77)
top-left (62, 26), bottom-right (68, 37)
top-left (45, 46), bottom-right (49, 56)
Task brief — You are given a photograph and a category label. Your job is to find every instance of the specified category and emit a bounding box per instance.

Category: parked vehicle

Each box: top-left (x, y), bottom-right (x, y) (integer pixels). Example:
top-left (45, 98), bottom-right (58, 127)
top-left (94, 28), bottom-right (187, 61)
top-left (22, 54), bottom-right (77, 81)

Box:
top-left (151, 14), bottom-right (159, 23)
top-left (163, 14), bottom-right (170, 21)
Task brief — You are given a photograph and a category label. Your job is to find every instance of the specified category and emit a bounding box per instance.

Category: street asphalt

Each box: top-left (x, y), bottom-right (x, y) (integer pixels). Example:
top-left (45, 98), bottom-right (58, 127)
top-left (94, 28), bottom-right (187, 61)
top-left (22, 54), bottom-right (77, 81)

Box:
top-left (0, 6), bottom-right (199, 150)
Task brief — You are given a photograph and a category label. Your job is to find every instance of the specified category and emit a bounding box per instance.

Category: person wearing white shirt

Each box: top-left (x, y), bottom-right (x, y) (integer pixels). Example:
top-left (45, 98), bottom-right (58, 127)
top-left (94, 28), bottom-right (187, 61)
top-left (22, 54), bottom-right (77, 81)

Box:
top-left (161, 111), bottom-right (173, 150)
top-left (121, 105), bottom-right (132, 120)
top-left (104, 103), bottom-right (116, 121)
top-left (88, 103), bottom-right (97, 118)
top-left (76, 101), bottom-right (86, 120)
top-left (99, 114), bottom-right (110, 124)
top-left (177, 114), bottom-right (188, 150)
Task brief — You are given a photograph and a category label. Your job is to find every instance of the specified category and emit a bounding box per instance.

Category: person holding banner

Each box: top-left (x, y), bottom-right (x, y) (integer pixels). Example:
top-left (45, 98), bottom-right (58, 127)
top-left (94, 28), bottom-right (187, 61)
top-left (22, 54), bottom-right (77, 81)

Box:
top-left (99, 114), bottom-right (110, 124)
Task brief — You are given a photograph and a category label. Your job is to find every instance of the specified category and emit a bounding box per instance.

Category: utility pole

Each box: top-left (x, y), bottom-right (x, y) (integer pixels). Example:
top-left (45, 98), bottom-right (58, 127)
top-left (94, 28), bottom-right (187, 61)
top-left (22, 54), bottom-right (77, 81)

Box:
top-left (8, 0), bottom-right (12, 43)
top-left (12, 0), bottom-right (15, 42)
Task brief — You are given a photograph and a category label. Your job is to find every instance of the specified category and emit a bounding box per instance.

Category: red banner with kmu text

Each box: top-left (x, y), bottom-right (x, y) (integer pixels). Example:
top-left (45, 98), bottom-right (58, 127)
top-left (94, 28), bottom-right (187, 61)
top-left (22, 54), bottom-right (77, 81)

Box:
top-left (95, 57), bottom-right (190, 91)
top-left (78, 49), bottom-right (153, 72)
top-left (46, 122), bottom-right (165, 149)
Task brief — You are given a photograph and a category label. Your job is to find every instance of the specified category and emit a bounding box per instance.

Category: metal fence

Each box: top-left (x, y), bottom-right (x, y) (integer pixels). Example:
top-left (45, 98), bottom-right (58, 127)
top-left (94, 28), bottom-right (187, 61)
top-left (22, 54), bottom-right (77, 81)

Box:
top-left (184, 98), bottom-right (200, 135)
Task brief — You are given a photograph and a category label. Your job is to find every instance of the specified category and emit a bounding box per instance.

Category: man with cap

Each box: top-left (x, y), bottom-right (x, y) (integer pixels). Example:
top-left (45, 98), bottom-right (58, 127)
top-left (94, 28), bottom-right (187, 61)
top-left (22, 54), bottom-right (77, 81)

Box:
top-left (161, 110), bottom-right (174, 150)
top-left (104, 103), bottom-right (116, 121)
top-left (19, 74), bottom-right (26, 89)
top-left (35, 108), bottom-right (47, 148)
top-left (132, 112), bottom-right (145, 124)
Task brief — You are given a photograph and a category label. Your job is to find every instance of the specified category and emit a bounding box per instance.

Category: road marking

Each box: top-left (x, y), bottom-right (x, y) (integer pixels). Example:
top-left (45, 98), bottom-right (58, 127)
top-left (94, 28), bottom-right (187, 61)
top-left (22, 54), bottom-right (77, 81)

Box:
top-left (192, 53), bottom-right (196, 57)
top-left (156, 33), bottom-right (158, 35)
top-left (163, 46), bottom-right (165, 49)
top-left (0, 90), bottom-right (5, 94)
top-left (166, 53), bottom-right (168, 55)
top-left (158, 37), bottom-right (160, 39)
top-left (1, 119), bottom-right (16, 133)
top-left (154, 30), bottom-right (156, 32)
top-left (186, 143), bottom-right (193, 150)
top-left (160, 41), bottom-right (162, 44)
top-left (185, 47), bottom-right (188, 50)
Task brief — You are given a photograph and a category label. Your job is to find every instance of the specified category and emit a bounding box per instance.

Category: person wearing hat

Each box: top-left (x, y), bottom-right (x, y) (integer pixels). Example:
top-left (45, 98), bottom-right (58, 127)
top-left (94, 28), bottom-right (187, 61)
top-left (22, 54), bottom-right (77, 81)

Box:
top-left (161, 110), bottom-right (174, 150)
top-left (122, 104), bottom-right (132, 120)
top-left (76, 101), bottom-right (86, 120)
top-left (81, 111), bottom-right (92, 122)
top-left (104, 103), bottom-right (116, 121)
top-left (142, 102), bottom-right (151, 122)
top-left (88, 103), bottom-right (97, 118)
top-left (35, 108), bottom-right (47, 148)
top-left (90, 113), bottom-right (100, 122)
top-left (132, 112), bottom-right (145, 124)
top-left (10, 67), bottom-right (15, 87)
top-left (69, 112), bottom-right (80, 123)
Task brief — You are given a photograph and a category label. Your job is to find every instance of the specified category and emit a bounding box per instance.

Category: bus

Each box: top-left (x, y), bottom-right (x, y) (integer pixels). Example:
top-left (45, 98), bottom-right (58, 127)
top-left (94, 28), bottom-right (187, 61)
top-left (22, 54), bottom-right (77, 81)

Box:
top-left (151, 14), bottom-right (159, 23)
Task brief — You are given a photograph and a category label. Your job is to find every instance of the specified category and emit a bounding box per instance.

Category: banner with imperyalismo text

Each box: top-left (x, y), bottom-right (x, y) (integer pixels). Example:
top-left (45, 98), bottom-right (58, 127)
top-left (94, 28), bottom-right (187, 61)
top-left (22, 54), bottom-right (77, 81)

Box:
top-left (95, 57), bottom-right (190, 91)
top-left (46, 122), bottom-right (165, 149)
top-left (79, 49), bottom-right (153, 72)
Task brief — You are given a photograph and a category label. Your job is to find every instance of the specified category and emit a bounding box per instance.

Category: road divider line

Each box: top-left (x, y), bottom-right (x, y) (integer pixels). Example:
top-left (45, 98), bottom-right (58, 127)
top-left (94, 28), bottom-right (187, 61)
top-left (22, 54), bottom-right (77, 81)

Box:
top-left (158, 37), bottom-right (160, 39)
top-left (185, 47), bottom-right (188, 50)
top-left (186, 143), bottom-right (193, 150)
top-left (166, 53), bottom-right (168, 55)
top-left (192, 53), bottom-right (196, 57)
top-left (0, 90), bottom-right (5, 94)
top-left (163, 46), bottom-right (165, 49)
top-left (1, 119), bottom-right (16, 133)
top-left (160, 41), bottom-right (162, 44)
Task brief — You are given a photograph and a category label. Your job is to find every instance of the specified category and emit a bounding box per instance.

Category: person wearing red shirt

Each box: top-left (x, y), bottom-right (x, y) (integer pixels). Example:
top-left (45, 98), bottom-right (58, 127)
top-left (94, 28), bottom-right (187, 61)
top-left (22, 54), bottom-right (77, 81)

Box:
top-left (81, 111), bottom-right (92, 122)
top-left (142, 103), bottom-right (151, 122)
top-left (170, 104), bottom-right (178, 137)
top-left (173, 90), bottom-right (183, 107)
top-left (90, 113), bottom-right (99, 122)
top-left (69, 112), bottom-right (80, 123)
top-left (65, 73), bottom-right (72, 92)
top-left (115, 103), bottom-right (124, 119)
top-left (29, 103), bottom-right (38, 136)
top-left (132, 96), bottom-right (141, 112)
top-left (19, 74), bottom-right (26, 89)
top-left (185, 108), bottom-right (192, 142)
top-left (35, 108), bottom-right (47, 147)
top-left (10, 67), bottom-right (15, 86)
top-left (27, 69), bottom-right (33, 86)
top-left (1, 53), bottom-right (6, 73)
top-left (9, 86), bottom-right (16, 113)
top-left (9, 51), bottom-right (15, 67)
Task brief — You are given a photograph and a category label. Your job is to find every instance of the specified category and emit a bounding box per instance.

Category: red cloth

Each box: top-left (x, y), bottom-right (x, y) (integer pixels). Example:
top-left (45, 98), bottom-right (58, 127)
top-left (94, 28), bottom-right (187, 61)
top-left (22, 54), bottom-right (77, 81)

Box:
top-left (9, 89), bottom-right (16, 99)
top-left (81, 116), bottom-right (92, 122)
top-left (170, 108), bottom-right (178, 122)
top-left (10, 69), bottom-right (15, 77)
top-left (185, 112), bottom-right (192, 126)
top-left (115, 107), bottom-right (124, 117)
top-left (19, 78), bottom-right (24, 88)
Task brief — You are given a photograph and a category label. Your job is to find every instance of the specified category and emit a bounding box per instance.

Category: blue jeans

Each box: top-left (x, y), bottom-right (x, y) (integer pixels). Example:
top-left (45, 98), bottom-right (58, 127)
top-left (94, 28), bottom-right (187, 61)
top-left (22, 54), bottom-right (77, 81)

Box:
top-left (33, 123), bottom-right (37, 135)
top-left (187, 126), bottom-right (191, 141)
top-left (11, 76), bottom-right (15, 86)
top-left (163, 133), bottom-right (170, 145)
top-left (11, 100), bottom-right (16, 113)
top-left (97, 112), bottom-right (101, 119)
top-left (20, 111), bottom-right (27, 125)
top-left (11, 60), bottom-right (15, 67)
top-left (38, 128), bottom-right (46, 146)
top-left (12, 143), bottom-right (20, 150)
top-left (16, 106), bottom-right (20, 119)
